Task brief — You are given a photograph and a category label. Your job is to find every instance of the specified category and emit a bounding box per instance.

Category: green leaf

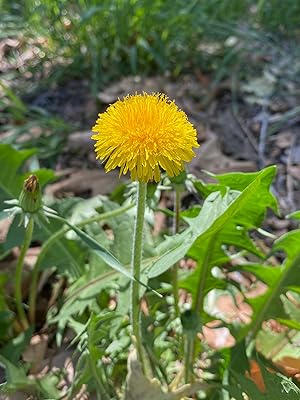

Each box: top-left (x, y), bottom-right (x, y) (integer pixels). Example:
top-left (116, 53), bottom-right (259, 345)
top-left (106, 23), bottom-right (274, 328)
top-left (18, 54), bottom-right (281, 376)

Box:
top-left (0, 355), bottom-right (62, 398)
top-left (0, 328), bottom-right (33, 364)
top-left (275, 293), bottom-right (300, 330)
top-left (99, 198), bottom-right (135, 265)
top-left (180, 268), bottom-right (226, 299)
top-left (0, 144), bottom-right (55, 207)
top-left (0, 311), bottom-right (14, 342)
top-left (273, 229), bottom-right (300, 270)
top-left (276, 318), bottom-right (300, 330)
top-left (256, 329), bottom-right (287, 360)
top-left (261, 361), bottom-right (300, 399)
top-left (0, 355), bottom-right (31, 393)
top-left (0, 144), bottom-right (59, 260)
top-left (256, 327), bottom-right (300, 368)
top-left (36, 215), bottom-right (85, 279)
top-left (3, 217), bottom-right (26, 251)
top-left (245, 229), bottom-right (300, 338)
top-left (229, 340), bottom-right (249, 374)
top-left (52, 214), bottom-right (161, 296)
top-left (36, 373), bottom-right (62, 399)
top-left (69, 312), bottom-right (121, 399)
top-left (50, 269), bottom-right (117, 328)
top-left (194, 168), bottom-right (278, 210)
top-left (227, 361), bottom-right (300, 399)
top-left (148, 166), bottom-right (281, 345)
top-left (233, 263), bottom-right (281, 286)
top-left (147, 166), bottom-right (276, 280)
top-left (62, 217), bottom-right (137, 280)
top-left (287, 210), bottom-right (300, 220)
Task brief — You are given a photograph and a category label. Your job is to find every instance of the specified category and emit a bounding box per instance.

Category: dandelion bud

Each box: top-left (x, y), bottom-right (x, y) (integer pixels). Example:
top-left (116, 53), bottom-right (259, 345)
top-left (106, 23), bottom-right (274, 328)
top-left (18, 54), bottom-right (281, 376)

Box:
top-left (19, 175), bottom-right (42, 213)
top-left (169, 170), bottom-right (187, 191)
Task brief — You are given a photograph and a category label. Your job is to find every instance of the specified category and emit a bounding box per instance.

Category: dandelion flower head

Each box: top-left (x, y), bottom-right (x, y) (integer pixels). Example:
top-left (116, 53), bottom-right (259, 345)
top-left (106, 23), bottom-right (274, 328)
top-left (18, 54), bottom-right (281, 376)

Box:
top-left (91, 93), bottom-right (199, 182)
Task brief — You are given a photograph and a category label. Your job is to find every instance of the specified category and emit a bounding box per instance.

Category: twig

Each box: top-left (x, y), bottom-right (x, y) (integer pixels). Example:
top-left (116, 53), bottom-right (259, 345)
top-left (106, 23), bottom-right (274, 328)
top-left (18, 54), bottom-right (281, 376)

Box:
top-left (256, 106), bottom-right (270, 169)
top-left (231, 72), bottom-right (258, 153)
top-left (286, 136), bottom-right (296, 212)
top-left (232, 110), bottom-right (259, 152)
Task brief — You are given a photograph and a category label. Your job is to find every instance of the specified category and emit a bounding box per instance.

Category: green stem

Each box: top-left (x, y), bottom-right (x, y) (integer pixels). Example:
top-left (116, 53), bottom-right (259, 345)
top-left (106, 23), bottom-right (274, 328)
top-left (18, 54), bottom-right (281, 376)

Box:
top-left (172, 188), bottom-right (181, 317)
top-left (15, 217), bottom-right (34, 330)
top-left (184, 334), bottom-right (193, 383)
top-left (130, 182), bottom-right (147, 366)
top-left (184, 337), bottom-right (193, 382)
top-left (88, 357), bottom-right (109, 400)
top-left (28, 203), bottom-right (133, 324)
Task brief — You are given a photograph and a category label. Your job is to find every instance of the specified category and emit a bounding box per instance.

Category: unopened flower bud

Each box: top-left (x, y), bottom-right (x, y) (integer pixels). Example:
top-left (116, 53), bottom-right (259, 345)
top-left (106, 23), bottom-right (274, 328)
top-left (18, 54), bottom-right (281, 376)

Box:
top-left (19, 175), bottom-right (42, 213)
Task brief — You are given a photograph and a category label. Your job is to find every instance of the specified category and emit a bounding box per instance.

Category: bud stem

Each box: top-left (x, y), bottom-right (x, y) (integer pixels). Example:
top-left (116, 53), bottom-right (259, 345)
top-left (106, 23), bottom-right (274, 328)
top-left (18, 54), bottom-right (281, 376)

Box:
top-left (15, 216), bottom-right (33, 330)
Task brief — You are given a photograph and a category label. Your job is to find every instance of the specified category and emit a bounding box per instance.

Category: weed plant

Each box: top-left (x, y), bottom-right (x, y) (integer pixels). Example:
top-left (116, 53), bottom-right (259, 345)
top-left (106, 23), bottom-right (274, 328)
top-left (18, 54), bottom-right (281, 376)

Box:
top-left (0, 95), bottom-right (300, 397)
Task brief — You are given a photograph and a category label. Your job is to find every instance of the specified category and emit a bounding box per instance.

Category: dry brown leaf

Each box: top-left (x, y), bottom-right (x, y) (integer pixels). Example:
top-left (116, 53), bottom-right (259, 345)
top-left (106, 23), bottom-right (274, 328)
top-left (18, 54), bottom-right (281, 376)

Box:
top-left (0, 218), bottom-right (12, 243)
top-left (98, 76), bottom-right (165, 103)
top-left (246, 360), bottom-right (266, 393)
top-left (276, 356), bottom-right (300, 378)
top-left (24, 247), bottom-right (40, 269)
top-left (273, 131), bottom-right (294, 149)
top-left (207, 291), bottom-right (253, 324)
top-left (45, 169), bottom-right (124, 197)
top-left (67, 131), bottom-right (94, 153)
top-left (22, 334), bottom-right (48, 374)
top-left (189, 130), bottom-right (256, 175)
top-left (153, 197), bottom-right (167, 236)
top-left (97, 75), bottom-right (207, 114)
top-left (288, 165), bottom-right (300, 181)
top-left (202, 325), bottom-right (236, 349)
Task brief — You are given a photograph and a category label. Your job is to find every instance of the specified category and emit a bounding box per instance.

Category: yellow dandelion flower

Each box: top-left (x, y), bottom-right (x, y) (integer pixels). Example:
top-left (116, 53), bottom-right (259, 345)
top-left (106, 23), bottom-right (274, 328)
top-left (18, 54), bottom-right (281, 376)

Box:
top-left (91, 93), bottom-right (199, 183)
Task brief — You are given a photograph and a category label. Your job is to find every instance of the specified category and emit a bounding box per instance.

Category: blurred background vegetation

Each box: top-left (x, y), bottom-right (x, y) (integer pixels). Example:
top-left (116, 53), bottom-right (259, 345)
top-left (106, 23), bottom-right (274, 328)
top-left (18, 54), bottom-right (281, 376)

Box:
top-left (1, 2), bottom-right (300, 397)
top-left (1, 0), bottom-right (300, 169)
top-left (1, 0), bottom-right (300, 89)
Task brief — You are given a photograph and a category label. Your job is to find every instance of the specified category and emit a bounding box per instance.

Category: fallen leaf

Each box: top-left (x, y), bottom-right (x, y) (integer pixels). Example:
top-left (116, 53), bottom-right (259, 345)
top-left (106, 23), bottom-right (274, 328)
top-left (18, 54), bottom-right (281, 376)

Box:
top-left (273, 131), bottom-right (294, 149)
top-left (202, 324), bottom-right (236, 349)
top-left (0, 218), bottom-right (12, 243)
top-left (291, 146), bottom-right (300, 164)
top-left (22, 334), bottom-right (48, 374)
top-left (276, 356), bottom-right (300, 378)
top-left (246, 360), bottom-right (266, 392)
top-left (67, 131), bottom-right (94, 153)
top-left (288, 165), bottom-right (300, 181)
top-left (45, 169), bottom-right (124, 197)
top-left (206, 291), bottom-right (253, 324)
top-left (189, 130), bottom-right (256, 175)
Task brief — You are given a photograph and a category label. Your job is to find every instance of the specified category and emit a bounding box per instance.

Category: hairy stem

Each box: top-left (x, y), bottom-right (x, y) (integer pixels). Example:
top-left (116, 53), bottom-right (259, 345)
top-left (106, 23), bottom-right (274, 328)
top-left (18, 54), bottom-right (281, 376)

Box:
top-left (15, 217), bottom-right (34, 330)
top-left (131, 182), bottom-right (147, 366)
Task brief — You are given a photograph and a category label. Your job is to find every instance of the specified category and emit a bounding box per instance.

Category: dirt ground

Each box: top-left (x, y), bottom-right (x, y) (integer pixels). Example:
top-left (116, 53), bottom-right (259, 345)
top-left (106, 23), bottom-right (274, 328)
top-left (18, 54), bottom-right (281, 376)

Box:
top-left (23, 75), bottom-right (299, 219)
